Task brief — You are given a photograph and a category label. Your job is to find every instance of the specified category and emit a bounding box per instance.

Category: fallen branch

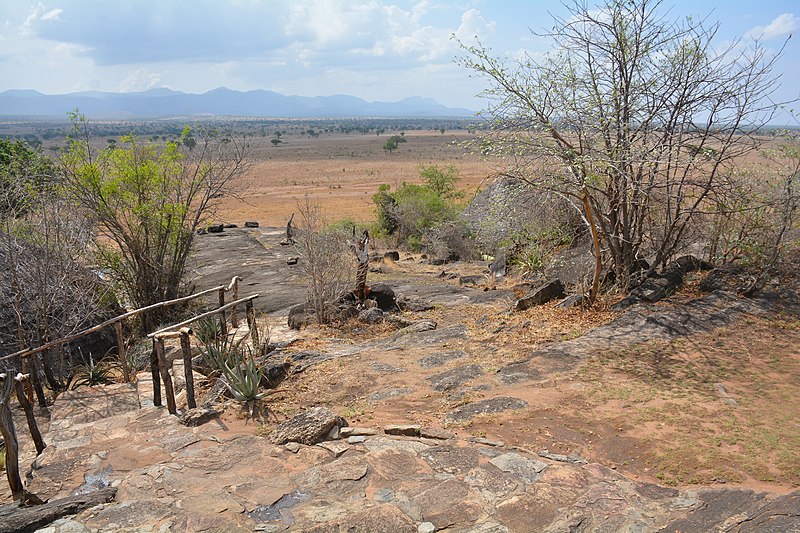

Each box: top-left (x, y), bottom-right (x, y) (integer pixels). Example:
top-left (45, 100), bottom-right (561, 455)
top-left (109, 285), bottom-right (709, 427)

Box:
top-left (0, 487), bottom-right (117, 533)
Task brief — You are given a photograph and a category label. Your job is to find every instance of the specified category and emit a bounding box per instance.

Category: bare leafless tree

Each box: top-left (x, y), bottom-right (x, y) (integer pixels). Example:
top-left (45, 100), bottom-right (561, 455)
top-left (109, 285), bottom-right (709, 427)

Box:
top-left (459, 0), bottom-right (793, 301)
top-left (294, 197), bottom-right (350, 324)
top-left (1, 144), bottom-right (107, 397)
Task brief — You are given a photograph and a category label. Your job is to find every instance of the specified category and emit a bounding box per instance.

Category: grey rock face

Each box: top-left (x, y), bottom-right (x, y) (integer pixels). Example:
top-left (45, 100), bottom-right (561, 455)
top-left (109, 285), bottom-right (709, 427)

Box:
top-left (514, 279), bottom-right (565, 311)
top-left (489, 453), bottom-right (548, 483)
top-left (418, 350), bottom-right (468, 369)
top-left (178, 407), bottom-right (221, 427)
top-left (427, 364), bottom-right (484, 392)
top-left (358, 307), bottom-right (384, 324)
top-left (268, 407), bottom-right (347, 445)
top-left (444, 397), bottom-right (528, 424)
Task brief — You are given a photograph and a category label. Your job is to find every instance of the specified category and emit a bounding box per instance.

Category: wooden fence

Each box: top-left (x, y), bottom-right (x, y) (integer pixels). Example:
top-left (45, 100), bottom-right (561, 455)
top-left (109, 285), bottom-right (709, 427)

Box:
top-left (145, 294), bottom-right (260, 415)
top-left (0, 276), bottom-right (253, 500)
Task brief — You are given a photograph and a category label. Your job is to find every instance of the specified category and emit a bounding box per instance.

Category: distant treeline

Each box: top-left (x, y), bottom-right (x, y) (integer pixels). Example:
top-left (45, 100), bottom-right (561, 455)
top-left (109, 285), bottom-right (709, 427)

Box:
top-left (0, 117), bottom-right (479, 146)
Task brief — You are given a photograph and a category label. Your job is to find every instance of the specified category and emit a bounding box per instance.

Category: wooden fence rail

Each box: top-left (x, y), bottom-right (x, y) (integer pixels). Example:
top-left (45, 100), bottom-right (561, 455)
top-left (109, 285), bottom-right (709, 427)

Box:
top-left (0, 276), bottom-right (243, 365)
top-left (147, 294), bottom-right (260, 414)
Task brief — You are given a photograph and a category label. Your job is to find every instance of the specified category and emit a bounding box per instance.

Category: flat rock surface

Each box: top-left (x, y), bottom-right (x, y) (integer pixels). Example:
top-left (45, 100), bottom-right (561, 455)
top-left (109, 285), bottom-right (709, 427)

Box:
top-left (18, 385), bottom-right (798, 533)
top-left (11, 231), bottom-right (798, 532)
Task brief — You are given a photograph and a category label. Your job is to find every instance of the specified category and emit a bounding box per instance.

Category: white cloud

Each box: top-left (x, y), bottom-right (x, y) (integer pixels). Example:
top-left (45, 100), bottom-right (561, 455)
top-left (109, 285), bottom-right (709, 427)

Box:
top-left (21, 3), bottom-right (61, 35)
top-left (40, 8), bottom-right (63, 21)
top-left (745, 13), bottom-right (798, 40)
top-left (119, 67), bottom-right (162, 92)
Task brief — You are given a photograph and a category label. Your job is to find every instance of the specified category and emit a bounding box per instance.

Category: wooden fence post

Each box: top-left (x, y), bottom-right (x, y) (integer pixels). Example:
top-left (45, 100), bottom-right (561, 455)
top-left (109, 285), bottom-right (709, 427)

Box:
top-left (114, 321), bottom-right (130, 383)
top-left (230, 278), bottom-right (239, 328)
top-left (155, 338), bottom-right (177, 415)
top-left (218, 288), bottom-right (228, 338)
top-left (150, 339), bottom-right (162, 407)
top-left (0, 374), bottom-right (24, 501)
top-left (246, 300), bottom-right (259, 349)
top-left (13, 376), bottom-right (45, 455)
top-left (180, 329), bottom-right (196, 409)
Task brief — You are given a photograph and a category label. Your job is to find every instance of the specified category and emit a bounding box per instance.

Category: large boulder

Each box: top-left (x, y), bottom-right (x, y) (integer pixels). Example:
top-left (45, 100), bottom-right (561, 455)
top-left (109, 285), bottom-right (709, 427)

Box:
top-left (368, 283), bottom-right (396, 311)
top-left (288, 303), bottom-right (315, 330)
top-left (514, 279), bottom-right (566, 311)
top-left (268, 406), bottom-right (347, 445)
top-left (613, 255), bottom-right (713, 310)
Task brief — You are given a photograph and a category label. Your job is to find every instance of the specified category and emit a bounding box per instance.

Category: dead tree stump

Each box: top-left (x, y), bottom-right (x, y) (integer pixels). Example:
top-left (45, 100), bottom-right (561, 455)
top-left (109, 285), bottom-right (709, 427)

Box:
top-left (349, 230), bottom-right (370, 301)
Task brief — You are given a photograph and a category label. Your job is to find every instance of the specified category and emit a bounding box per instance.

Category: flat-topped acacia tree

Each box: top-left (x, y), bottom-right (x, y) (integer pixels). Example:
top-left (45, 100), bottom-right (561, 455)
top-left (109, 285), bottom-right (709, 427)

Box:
top-left (459, 0), bottom-right (793, 301)
top-left (61, 113), bottom-right (251, 332)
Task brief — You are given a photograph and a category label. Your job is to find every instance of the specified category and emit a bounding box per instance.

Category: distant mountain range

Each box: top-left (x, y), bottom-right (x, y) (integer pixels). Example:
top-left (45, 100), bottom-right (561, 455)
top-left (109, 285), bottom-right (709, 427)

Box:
top-left (0, 87), bottom-right (474, 118)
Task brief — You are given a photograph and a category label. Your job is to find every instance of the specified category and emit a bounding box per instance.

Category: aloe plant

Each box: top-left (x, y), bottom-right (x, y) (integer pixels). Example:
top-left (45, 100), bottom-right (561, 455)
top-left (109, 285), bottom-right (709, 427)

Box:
top-left (71, 351), bottom-right (117, 389)
top-left (222, 348), bottom-right (267, 416)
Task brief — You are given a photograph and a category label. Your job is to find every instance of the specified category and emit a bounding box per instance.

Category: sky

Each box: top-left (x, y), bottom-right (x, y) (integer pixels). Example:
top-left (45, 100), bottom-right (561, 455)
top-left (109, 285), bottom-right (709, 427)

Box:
top-left (1, 0), bottom-right (799, 115)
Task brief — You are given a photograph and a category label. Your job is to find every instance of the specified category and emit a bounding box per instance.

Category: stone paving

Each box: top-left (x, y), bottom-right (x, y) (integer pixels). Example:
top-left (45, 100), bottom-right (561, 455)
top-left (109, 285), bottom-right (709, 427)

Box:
top-left (10, 379), bottom-right (796, 532)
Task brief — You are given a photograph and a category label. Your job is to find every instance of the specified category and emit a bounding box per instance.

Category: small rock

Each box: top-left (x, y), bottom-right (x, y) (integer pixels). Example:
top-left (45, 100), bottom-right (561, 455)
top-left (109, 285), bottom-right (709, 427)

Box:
top-left (384, 424), bottom-right (421, 437)
top-left (244, 221), bottom-right (260, 228)
top-left (285, 442), bottom-right (301, 453)
top-left (207, 223), bottom-right (224, 233)
top-left (418, 522), bottom-right (436, 533)
top-left (359, 307), bottom-right (384, 324)
top-left (316, 440), bottom-right (351, 457)
top-left (444, 397), bottom-right (528, 424)
top-left (420, 427), bottom-right (456, 440)
top-left (468, 437), bottom-right (505, 447)
top-left (287, 303), bottom-right (315, 330)
top-left (347, 436), bottom-right (366, 444)
top-left (340, 427), bottom-right (379, 437)
top-left (557, 294), bottom-right (585, 309)
top-left (286, 256), bottom-right (299, 265)
top-left (514, 279), bottom-right (565, 311)
top-left (269, 406), bottom-right (347, 445)
top-left (179, 407), bottom-right (221, 427)
top-left (427, 364), bottom-right (484, 392)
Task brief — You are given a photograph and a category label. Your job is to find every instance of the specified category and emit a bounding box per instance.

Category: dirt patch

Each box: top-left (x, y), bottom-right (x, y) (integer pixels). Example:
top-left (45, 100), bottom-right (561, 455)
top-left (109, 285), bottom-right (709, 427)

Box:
top-left (213, 130), bottom-right (496, 227)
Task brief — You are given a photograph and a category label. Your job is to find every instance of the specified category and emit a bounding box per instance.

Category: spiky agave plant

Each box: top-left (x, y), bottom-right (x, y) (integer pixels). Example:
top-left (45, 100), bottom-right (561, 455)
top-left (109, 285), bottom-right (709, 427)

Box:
top-left (71, 350), bottom-right (118, 389)
top-left (222, 348), bottom-right (267, 417)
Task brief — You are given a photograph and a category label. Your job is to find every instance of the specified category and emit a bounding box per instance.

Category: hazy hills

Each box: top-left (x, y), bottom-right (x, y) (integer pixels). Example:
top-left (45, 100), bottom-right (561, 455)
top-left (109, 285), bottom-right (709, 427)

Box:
top-left (0, 87), bottom-right (474, 118)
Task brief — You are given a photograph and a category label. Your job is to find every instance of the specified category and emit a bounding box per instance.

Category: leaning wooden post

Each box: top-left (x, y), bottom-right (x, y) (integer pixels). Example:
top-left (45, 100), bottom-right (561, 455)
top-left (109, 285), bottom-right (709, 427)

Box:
top-left (218, 288), bottom-right (228, 337)
top-left (155, 338), bottom-right (177, 415)
top-left (0, 373), bottom-right (24, 501)
top-left (114, 321), bottom-right (130, 383)
top-left (179, 328), bottom-right (196, 409)
top-left (13, 375), bottom-right (45, 455)
top-left (230, 277), bottom-right (240, 328)
top-left (150, 339), bottom-right (162, 407)
top-left (246, 300), bottom-right (259, 349)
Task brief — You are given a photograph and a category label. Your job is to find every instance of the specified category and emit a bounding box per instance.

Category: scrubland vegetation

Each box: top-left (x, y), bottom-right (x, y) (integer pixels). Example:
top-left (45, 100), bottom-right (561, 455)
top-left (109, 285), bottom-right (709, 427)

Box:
top-left (0, 1), bottom-right (798, 499)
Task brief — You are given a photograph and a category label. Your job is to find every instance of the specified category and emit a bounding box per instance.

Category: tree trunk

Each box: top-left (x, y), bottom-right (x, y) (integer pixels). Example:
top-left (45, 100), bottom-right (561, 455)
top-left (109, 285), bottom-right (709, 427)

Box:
top-left (13, 378), bottom-right (46, 455)
top-left (0, 376), bottom-right (24, 501)
top-left (583, 191), bottom-right (602, 306)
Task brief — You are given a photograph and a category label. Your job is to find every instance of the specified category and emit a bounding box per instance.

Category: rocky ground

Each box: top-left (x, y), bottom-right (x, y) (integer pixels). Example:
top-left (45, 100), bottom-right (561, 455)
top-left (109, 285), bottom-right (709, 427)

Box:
top-left (2, 226), bottom-right (798, 532)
